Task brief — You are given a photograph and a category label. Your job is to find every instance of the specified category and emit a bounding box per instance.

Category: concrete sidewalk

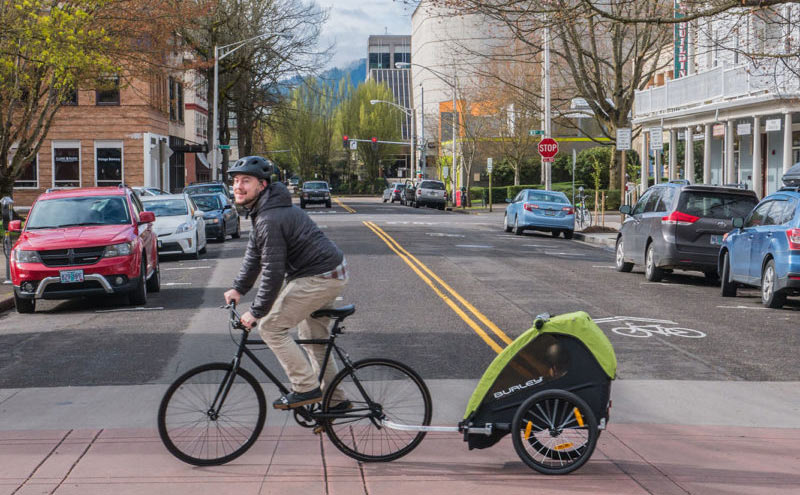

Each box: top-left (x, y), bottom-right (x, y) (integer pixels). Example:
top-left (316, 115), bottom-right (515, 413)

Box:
top-left (0, 246), bottom-right (13, 312)
top-left (3, 423), bottom-right (799, 494)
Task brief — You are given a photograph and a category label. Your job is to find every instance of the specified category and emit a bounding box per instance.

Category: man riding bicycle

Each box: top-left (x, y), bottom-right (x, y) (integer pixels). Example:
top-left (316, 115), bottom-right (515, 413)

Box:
top-left (223, 156), bottom-right (348, 410)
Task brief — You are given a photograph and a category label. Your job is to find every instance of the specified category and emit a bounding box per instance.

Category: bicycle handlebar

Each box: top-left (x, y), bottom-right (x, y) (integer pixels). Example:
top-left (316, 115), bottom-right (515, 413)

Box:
top-left (221, 302), bottom-right (249, 331)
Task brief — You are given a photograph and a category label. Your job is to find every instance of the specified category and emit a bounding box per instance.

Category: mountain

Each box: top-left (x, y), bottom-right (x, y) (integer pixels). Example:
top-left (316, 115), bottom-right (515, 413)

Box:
top-left (280, 58), bottom-right (366, 94)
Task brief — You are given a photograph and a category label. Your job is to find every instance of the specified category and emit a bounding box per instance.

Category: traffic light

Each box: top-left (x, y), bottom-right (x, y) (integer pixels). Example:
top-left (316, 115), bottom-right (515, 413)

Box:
top-left (342, 135), bottom-right (349, 149)
top-left (371, 137), bottom-right (378, 151)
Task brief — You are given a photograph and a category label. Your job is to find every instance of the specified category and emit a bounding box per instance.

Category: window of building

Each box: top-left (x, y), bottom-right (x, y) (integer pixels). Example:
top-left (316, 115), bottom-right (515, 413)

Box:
top-left (195, 113), bottom-right (208, 139)
top-left (96, 76), bottom-right (120, 105)
top-left (177, 83), bottom-right (184, 123)
top-left (169, 77), bottom-right (176, 121)
top-left (369, 52), bottom-right (391, 69)
top-left (95, 143), bottom-right (123, 186)
top-left (52, 142), bottom-right (81, 187)
top-left (63, 88), bottom-right (78, 106)
top-left (12, 151), bottom-right (38, 189)
top-left (395, 52), bottom-right (411, 64)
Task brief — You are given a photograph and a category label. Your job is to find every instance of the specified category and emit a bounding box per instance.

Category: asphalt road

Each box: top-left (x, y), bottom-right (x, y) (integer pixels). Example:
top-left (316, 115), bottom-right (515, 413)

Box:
top-left (0, 196), bottom-right (798, 395)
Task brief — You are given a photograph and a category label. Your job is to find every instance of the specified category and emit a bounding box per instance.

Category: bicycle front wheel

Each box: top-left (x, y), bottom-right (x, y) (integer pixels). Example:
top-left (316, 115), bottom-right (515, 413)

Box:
top-left (322, 358), bottom-right (432, 462)
top-left (158, 363), bottom-right (266, 466)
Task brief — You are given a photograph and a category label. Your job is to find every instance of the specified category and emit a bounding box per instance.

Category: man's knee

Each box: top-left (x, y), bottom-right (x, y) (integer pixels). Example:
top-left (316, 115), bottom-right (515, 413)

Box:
top-left (258, 315), bottom-right (290, 345)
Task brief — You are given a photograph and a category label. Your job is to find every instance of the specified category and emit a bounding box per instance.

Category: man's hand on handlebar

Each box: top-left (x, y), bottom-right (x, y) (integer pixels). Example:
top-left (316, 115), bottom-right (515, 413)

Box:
top-left (224, 288), bottom-right (242, 305)
top-left (240, 311), bottom-right (258, 329)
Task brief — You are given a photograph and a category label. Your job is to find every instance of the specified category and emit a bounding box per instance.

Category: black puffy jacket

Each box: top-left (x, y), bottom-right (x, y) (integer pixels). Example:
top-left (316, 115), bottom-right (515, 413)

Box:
top-left (232, 182), bottom-right (343, 318)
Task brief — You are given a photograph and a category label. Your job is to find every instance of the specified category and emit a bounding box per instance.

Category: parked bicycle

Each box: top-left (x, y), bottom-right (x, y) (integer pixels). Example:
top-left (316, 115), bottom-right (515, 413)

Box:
top-left (611, 321), bottom-right (706, 339)
top-left (575, 186), bottom-right (593, 231)
top-left (157, 303), bottom-right (432, 466)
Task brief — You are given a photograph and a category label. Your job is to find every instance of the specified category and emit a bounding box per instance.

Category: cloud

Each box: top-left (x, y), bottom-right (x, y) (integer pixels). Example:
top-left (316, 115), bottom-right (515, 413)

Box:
top-left (316, 0), bottom-right (416, 68)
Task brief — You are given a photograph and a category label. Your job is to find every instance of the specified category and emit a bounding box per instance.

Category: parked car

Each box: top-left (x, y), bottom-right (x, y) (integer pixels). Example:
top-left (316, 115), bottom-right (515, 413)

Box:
top-left (8, 186), bottom-right (160, 313)
top-left (504, 189), bottom-right (574, 238)
top-left (132, 186), bottom-right (169, 197)
top-left (719, 187), bottom-right (800, 308)
top-left (184, 181), bottom-right (232, 200)
top-left (383, 183), bottom-right (406, 203)
top-left (401, 179), bottom-right (417, 206)
top-left (300, 181), bottom-right (331, 208)
top-left (616, 182), bottom-right (758, 282)
top-left (288, 177), bottom-right (300, 193)
top-left (414, 180), bottom-right (447, 209)
top-left (191, 193), bottom-right (241, 242)
top-left (140, 194), bottom-right (207, 258)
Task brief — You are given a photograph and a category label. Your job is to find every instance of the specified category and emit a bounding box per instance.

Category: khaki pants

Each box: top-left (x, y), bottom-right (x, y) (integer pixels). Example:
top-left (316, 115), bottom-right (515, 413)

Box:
top-left (257, 275), bottom-right (347, 395)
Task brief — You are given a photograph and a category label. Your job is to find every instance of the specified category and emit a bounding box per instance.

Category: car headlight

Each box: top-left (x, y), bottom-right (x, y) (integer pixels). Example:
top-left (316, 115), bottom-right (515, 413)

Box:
top-left (103, 242), bottom-right (133, 258)
top-left (14, 249), bottom-right (42, 263)
top-left (175, 221), bottom-right (195, 233)
top-left (205, 218), bottom-right (219, 224)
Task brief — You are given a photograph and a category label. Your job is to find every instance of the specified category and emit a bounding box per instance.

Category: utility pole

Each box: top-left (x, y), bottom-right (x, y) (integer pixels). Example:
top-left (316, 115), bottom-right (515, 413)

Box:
top-left (420, 85), bottom-right (425, 179)
top-left (544, 25), bottom-right (552, 191)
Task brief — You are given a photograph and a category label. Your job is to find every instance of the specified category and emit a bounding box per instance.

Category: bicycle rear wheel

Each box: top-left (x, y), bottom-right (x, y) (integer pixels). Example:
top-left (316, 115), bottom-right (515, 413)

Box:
top-left (158, 363), bottom-right (266, 466)
top-left (322, 358), bottom-right (432, 462)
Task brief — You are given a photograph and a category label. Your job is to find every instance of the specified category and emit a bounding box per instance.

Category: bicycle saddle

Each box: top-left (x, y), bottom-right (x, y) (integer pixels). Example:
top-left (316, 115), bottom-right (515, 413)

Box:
top-left (311, 304), bottom-right (355, 319)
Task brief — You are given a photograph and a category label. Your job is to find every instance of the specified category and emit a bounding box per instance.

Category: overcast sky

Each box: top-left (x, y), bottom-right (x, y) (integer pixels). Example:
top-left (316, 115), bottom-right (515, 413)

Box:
top-left (316, 0), bottom-right (417, 68)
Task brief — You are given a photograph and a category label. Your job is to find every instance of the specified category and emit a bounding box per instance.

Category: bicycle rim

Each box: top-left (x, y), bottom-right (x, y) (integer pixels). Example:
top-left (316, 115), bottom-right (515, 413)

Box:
top-left (158, 363), bottom-right (266, 466)
top-left (323, 359), bottom-right (432, 462)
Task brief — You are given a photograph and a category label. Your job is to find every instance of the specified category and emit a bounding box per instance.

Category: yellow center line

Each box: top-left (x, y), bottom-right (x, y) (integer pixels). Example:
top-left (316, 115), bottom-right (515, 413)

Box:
top-left (334, 197), bottom-right (356, 213)
top-left (363, 221), bottom-right (505, 354)
top-left (366, 221), bottom-right (513, 346)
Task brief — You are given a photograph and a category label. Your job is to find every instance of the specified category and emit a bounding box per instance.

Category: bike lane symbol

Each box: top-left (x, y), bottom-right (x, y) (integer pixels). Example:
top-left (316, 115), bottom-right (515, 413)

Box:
top-left (593, 316), bottom-right (706, 339)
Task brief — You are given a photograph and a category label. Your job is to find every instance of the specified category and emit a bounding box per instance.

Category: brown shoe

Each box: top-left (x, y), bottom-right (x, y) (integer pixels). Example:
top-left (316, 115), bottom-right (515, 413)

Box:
top-left (272, 388), bottom-right (322, 410)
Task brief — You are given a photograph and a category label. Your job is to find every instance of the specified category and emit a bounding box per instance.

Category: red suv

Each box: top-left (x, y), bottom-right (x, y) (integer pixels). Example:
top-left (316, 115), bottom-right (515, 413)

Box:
top-left (8, 186), bottom-right (160, 313)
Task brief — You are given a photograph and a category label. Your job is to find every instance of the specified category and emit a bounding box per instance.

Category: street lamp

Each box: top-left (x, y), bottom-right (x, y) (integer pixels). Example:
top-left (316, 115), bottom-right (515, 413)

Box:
top-left (212, 32), bottom-right (290, 181)
top-left (369, 99), bottom-right (416, 180)
top-left (396, 62), bottom-right (458, 193)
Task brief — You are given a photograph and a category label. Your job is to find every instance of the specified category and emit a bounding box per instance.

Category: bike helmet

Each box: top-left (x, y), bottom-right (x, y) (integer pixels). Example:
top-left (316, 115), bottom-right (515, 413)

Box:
top-left (227, 156), bottom-right (273, 181)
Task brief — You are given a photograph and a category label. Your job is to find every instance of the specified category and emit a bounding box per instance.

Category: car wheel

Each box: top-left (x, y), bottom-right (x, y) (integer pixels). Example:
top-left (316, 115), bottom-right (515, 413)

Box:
top-left (514, 216), bottom-right (524, 235)
top-left (615, 238), bottom-right (634, 272)
top-left (563, 230), bottom-right (574, 240)
top-left (193, 234), bottom-right (201, 259)
top-left (326, 200), bottom-right (332, 208)
top-left (414, 200), bottom-right (420, 208)
top-left (146, 258), bottom-right (161, 293)
top-left (720, 252), bottom-right (737, 297)
top-left (761, 259), bottom-right (786, 309)
top-left (129, 258), bottom-right (147, 306)
top-left (504, 214), bottom-right (512, 233)
top-left (300, 200), bottom-right (306, 209)
top-left (232, 220), bottom-right (241, 239)
top-left (551, 230), bottom-right (561, 238)
top-left (14, 293), bottom-right (35, 314)
top-left (644, 243), bottom-right (664, 282)
top-left (217, 222), bottom-right (226, 242)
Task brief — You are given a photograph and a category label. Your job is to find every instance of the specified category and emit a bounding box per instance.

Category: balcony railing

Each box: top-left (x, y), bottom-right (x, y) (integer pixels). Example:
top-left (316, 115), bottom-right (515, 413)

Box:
top-left (634, 64), bottom-right (800, 118)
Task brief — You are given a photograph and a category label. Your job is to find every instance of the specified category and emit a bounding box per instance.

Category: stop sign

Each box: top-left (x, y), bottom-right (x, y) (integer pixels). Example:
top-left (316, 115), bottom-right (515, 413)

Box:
top-left (538, 138), bottom-right (559, 159)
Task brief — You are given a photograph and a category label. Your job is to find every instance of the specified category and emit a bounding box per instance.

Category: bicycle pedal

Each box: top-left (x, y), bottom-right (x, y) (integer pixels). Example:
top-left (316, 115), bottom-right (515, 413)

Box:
top-left (313, 424), bottom-right (325, 435)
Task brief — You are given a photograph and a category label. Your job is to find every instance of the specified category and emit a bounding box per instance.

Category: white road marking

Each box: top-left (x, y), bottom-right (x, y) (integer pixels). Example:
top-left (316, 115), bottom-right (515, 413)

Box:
top-left (162, 282), bottom-right (192, 286)
top-left (426, 233), bottom-right (465, 238)
top-left (523, 244), bottom-right (546, 247)
top-left (95, 307), bottom-right (165, 313)
top-left (163, 266), bottom-right (211, 271)
top-left (455, 244), bottom-right (494, 249)
top-left (544, 251), bottom-right (585, 256)
top-left (717, 305), bottom-right (768, 310)
top-left (640, 282), bottom-right (676, 286)
top-left (593, 265), bottom-right (616, 268)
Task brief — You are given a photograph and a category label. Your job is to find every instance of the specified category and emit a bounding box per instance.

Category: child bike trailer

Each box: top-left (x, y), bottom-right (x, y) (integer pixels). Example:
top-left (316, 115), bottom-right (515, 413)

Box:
top-left (459, 311), bottom-right (617, 474)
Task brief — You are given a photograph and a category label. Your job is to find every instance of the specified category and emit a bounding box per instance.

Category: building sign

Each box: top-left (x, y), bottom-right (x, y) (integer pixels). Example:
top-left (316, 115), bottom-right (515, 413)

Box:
top-left (712, 124), bottom-right (725, 137)
top-left (765, 119), bottom-right (782, 132)
top-left (649, 127), bottom-right (663, 150)
top-left (616, 128), bottom-right (632, 150)
top-left (737, 123), bottom-right (751, 136)
top-left (674, 0), bottom-right (688, 78)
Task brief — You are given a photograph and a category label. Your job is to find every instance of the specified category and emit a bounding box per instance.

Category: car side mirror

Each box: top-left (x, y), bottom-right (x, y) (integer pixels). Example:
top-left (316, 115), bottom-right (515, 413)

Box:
top-left (8, 220), bottom-right (21, 232)
top-left (732, 217), bottom-right (744, 229)
top-left (193, 210), bottom-right (204, 218)
top-left (619, 205), bottom-right (632, 215)
top-left (505, 198), bottom-right (512, 203)
top-left (138, 211), bottom-right (155, 224)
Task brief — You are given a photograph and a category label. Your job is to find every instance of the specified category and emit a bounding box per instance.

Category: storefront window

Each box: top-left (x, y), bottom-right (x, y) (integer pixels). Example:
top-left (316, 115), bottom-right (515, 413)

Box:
top-left (54, 146), bottom-right (80, 187)
top-left (96, 147), bottom-right (122, 186)
top-left (14, 154), bottom-right (38, 188)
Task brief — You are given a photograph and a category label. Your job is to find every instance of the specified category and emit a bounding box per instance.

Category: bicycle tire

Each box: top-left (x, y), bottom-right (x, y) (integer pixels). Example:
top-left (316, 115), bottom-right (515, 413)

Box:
top-left (158, 363), bottom-right (266, 466)
top-left (511, 389), bottom-right (598, 475)
top-left (611, 326), bottom-right (651, 338)
top-left (322, 358), bottom-right (432, 462)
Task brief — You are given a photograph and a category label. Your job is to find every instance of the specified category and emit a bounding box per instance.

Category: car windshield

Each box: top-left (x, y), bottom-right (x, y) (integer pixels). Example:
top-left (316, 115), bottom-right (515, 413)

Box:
top-left (394, 184), bottom-right (406, 190)
top-left (142, 199), bottom-right (189, 216)
top-left (186, 185), bottom-right (225, 195)
top-left (192, 195), bottom-right (222, 212)
top-left (26, 196), bottom-right (130, 229)
top-left (420, 181), bottom-right (445, 190)
top-left (304, 182), bottom-right (328, 190)
top-left (677, 192), bottom-right (758, 219)
top-left (528, 191), bottom-right (569, 204)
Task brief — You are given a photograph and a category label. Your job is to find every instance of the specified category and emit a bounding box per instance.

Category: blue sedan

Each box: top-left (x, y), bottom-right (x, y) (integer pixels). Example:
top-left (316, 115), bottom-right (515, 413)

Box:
top-left (719, 189), bottom-right (800, 308)
top-left (504, 189), bottom-right (575, 238)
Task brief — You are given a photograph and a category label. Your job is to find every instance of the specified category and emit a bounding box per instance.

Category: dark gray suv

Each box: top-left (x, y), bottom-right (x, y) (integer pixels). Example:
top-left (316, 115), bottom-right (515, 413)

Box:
top-left (616, 182), bottom-right (758, 282)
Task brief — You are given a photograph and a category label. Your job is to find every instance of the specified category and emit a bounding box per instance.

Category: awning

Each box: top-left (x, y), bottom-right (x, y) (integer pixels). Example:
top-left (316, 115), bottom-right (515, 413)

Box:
top-left (196, 152), bottom-right (211, 170)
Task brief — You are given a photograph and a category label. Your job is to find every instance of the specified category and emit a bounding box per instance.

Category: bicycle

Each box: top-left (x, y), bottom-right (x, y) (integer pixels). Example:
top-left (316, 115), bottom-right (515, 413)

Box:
top-left (157, 303), bottom-right (432, 466)
top-left (611, 321), bottom-right (706, 339)
top-left (574, 190), bottom-right (593, 231)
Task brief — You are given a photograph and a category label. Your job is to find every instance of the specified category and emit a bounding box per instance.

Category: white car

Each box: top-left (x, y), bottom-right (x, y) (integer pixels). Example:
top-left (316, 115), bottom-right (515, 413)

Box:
top-left (140, 194), bottom-right (207, 258)
top-left (133, 186), bottom-right (169, 196)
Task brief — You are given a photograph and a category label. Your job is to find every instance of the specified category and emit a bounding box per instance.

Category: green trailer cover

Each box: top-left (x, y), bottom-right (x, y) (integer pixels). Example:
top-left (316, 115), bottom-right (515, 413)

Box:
top-left (463, 311), bottom-right (616, 419)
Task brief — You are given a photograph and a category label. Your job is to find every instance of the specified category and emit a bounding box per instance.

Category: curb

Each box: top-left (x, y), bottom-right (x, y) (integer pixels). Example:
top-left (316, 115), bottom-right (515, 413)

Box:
top-left (0, 295), bottom-right (14, 313)
top-left (573, 232), bottom-right (617, 249)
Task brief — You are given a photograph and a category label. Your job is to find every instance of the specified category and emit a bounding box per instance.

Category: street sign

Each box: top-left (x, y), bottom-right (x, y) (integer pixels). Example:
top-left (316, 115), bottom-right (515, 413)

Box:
top-left (349, 140), bottom-right (357, 150)
top-left (649, 127), bottom-right (663, 150)
top-left (218, 144), bottom-right (231, 150)
top-left (538, 138), bottom-right (558, 159)
top-left (616, 128), bottom-right (632, 150)
top-left (486, 157), bottom-right (493, 173)
top-left (529, 129), bottom-right (544, 136)
top-left (442, 166), bottom-right (449, 178)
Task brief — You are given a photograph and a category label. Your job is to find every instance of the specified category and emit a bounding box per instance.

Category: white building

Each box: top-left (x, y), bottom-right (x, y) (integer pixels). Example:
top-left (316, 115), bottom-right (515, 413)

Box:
top-left (633, 6), bottom-right (800, 198)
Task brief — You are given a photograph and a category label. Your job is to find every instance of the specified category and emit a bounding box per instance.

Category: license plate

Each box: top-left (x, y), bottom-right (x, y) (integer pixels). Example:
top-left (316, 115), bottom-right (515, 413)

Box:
top-left (710, 235), bottom-right (723, 245)
top-left (60, 269), bottom-right (84, 283)
top-left (545, 210), bottom-right (556, 216)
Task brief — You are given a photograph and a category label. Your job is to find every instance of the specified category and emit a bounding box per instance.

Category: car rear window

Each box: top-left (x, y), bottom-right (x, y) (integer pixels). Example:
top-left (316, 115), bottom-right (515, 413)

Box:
top-left (420, 181), bottom-right (445, 190)
top-left (527, 191), bottom-right (569, 204)
top-left (677, 191), bottom-right (758, 219)
top-left (143, 199), bottom-right (189, 216)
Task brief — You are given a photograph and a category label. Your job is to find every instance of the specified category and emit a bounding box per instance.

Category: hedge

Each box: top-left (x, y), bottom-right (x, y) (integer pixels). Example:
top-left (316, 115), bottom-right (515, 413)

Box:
top-left (468, 184), bottom-right (622, 210)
